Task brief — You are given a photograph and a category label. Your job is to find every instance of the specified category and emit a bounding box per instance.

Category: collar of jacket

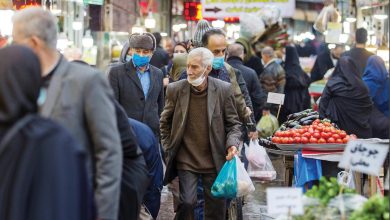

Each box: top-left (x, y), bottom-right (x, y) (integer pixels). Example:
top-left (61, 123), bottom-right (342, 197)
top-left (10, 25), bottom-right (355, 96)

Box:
top-left (227, 56), bottom-right (243, 64)
top-left (264, 58), bottom-right (278, 68)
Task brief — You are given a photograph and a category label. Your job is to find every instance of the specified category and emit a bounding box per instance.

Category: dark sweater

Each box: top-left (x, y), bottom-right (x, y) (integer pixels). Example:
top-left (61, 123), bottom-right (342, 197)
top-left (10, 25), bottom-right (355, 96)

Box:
top-left (176, 87), bottom-right (215, 173)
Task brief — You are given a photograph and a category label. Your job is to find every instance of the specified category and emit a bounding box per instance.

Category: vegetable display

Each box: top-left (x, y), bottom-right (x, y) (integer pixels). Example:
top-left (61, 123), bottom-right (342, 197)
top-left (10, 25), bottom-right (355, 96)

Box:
top-left (349, 195), bottom-right (389, 220)
top-left (272, 118), bottom-right (356, 144)
top-left (305, 177), bottom-right (355, 206)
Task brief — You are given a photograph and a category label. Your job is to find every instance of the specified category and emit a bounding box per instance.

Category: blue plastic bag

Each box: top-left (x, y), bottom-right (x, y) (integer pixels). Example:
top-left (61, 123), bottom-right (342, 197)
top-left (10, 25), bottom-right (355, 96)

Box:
top-left (211, 156), bottom-right (237, 198)
top-left (294, 150), bottom-right (322, 190)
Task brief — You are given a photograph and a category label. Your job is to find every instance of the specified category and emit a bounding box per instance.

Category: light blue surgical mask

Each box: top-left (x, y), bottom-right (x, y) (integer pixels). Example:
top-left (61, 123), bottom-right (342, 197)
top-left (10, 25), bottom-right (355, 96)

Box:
top-left (125, 55), bottom-right (132, 62)
top-left (133, 53), bottom-right (150, 67)
top-left (212, 56), bottom-right (225, 70)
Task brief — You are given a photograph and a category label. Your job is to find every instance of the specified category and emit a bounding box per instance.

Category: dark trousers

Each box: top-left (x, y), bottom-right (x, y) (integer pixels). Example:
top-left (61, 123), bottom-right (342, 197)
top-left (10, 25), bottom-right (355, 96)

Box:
top-left (175, 170), bottom-right (226, 220)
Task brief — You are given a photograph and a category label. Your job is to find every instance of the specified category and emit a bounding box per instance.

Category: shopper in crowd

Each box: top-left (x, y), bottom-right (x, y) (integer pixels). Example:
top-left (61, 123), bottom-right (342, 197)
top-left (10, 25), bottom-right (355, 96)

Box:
top-left (319, 56), bottom-right (372, 138)
top-left (108, 32), bottom-right (164, 137)
top-left (168, 41), bottom-right (189, 82)
top-left (279, 46), bottom-right (311, 123)
top-left (150, 32), bottom-right (170, 69)
top-left (73, 58), bottom-right (150, 220)
top-left (162, 36), bottom-right (174, 59)
top-left (363, 55), bottom-right (389, 138)
top-left (342, 28), bottom-right (375, 76)
top-left (129, 118), bottom-right (164, 219)
top-left (0, 45), bottom-right (93, 220)
top-left (260, 47), bottom-right (286, 94)
top-left (227, 43), bottom-right (267, 122)
top-left (236, 37), bottom-right (264, 78)
top-left (310, 44), bottom-right (345, 82)
top-left (12, 8), bottom-right (122, 220)
top-left (160, 47), bottom-right (242, 220)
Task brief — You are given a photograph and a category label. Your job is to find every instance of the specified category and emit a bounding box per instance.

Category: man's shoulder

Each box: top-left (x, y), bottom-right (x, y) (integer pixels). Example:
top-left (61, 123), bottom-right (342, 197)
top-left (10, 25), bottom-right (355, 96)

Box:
top-left (209, 77), bottom-right (231, 90)
top-left (65, 61), bottom-right (104, 81)
top-left (167, 79), bottom-right (187, 90)
top-left (149, 64), bottom-right (164, 76)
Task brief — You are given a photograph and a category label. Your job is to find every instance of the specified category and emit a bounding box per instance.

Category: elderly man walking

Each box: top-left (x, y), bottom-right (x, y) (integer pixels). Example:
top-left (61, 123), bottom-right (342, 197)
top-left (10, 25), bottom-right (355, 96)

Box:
top-left (12, 8), bottom-right (122, 220)
top-left (160, 47), bottom-right (242, 220)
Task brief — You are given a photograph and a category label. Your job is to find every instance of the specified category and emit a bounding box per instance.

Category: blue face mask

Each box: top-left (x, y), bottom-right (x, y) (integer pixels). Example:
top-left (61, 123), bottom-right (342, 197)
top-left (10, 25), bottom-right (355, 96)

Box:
top-left (212, 56), bottom-right (225, 70)
top-left (125, 55), bottom-right (132, 62)
top-left (133, 53), bottom-right (150, 67)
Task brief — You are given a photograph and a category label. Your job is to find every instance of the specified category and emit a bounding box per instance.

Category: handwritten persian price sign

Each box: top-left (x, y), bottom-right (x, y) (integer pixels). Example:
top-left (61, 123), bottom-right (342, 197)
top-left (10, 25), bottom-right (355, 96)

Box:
top-left (267, 188), bottom-right (303, 215)
top-left (201, 0), bottom-right (295, 18)
top-left (267, 92), bottom-right (285, 105)
top-left (339, 140), bottom-right (389, 176)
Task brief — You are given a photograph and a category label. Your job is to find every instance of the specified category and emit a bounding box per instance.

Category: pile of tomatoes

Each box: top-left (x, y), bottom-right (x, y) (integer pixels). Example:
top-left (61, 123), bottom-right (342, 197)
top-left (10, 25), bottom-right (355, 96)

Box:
top-left (272, 119), bottom-right (356, 144)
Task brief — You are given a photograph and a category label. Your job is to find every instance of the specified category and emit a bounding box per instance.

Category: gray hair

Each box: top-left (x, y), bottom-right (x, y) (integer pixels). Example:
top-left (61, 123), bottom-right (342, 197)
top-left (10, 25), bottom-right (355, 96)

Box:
top-left (227, 43), bottom-right (244, 58)
top-left (188, 47), bottom-right (214, 67)
top-left (12, 7), bottom-right (58, 49)
top-left (261, 46), bottom-right (275, 58)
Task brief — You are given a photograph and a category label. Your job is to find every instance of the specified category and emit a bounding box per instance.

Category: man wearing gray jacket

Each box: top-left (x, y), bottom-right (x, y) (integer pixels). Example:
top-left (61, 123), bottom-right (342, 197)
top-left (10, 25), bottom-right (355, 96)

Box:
top-left (12, 8), bottom-right (122, 220)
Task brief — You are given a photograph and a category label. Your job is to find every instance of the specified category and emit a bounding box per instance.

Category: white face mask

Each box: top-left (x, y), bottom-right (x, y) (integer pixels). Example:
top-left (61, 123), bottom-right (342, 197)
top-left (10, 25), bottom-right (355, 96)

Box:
top-left (187, 67), bottom-right (207, 87)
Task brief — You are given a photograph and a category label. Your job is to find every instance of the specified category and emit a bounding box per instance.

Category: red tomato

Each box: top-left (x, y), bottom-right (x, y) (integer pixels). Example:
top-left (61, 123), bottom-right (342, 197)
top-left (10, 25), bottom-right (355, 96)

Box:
top-left (289, 137), bottom-right (295, 144)
top-left (298, 129), bottom-right (306, 134)
top-left (342, 136), bottom-right (349, 144)
top-left (313, 119), bottom-right (321, 124)
top-left (324, 127), bottom-right (331, 133)
top-left (321, 132), bottom-right (330, 139)
top-left (308, 127), bottom-right (315, 134)
top-left (294, 137), bottom-right (301, 144)
top-left (272, 137), bottom-right (280, 143)
top-left (323, 121), bottom-right (331, 127)
top-left (285, 131), bottom-right (292, 137)
top-left (310, 137), bottom-right (318, 143)
top-left (313, 132), bottom-right (321, 139)
top-left (303, 132), bottom-right (311, 138)
top-left (327, 137), bottom-right (336, 143)
top-left (336, 138), bottom-right (343, 144)
top-left (316, 126), bottom-right (324, 132)
top-left (318, 138), bottom-right (327, 144)
top-left (274, 131), bottom-right (282, 137)
top-left (280, 137), bottom-right (288, 144)
top-left (301, 137), bottom-right (309, 144)
top-left (339, 131), bottom-right (347, 138)
top-left (332, 134), bottom-right (340, 139)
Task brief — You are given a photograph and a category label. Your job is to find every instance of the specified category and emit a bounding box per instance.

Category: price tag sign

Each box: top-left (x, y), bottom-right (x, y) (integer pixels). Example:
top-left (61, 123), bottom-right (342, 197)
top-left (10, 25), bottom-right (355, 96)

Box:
top-left (338, 140), bottom-right (389, 176)
top-left (267, 188), bottom-right (303, 215)
top-left (267, 92), bottom-right (285, 105)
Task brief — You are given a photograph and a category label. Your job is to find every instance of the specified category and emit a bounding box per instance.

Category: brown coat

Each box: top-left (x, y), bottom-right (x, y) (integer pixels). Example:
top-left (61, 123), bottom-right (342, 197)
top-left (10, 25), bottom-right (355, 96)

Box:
top-left (160, 77), bottom-right (242, 184)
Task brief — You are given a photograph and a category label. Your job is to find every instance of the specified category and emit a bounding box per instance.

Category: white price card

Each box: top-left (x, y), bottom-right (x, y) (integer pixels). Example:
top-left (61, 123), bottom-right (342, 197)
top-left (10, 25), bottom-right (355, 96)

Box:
top-left (267, 188), bottom-right (303, 216)
top-left (267, 92), bottom-right (285, 105)
top-left (338, 140), bottom-right (389, 176)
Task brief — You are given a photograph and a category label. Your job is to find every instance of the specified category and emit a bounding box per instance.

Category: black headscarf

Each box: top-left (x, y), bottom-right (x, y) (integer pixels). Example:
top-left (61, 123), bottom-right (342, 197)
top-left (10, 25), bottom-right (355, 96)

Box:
top-left (0, 45), bottom-right (41, 136)
top-left (319, 56), bottom-right (372, 138)
top-left (280, 46), bottom-right (311, 123)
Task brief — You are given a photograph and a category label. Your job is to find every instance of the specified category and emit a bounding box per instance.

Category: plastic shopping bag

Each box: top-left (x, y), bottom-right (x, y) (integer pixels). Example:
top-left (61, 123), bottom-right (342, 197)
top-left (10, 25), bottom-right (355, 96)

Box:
top-left (245, 139), bottom-right (266, 169)
top-left (211, 156), bottom-right (255, 198)
top-left (337, 170), bottom-right (355, 190)
top-left (294, 150), bottom-right (322, 188)
top-left (256, 114), bottom-right (279, 138)
top-left (247, 144), bottom-right (277, 181)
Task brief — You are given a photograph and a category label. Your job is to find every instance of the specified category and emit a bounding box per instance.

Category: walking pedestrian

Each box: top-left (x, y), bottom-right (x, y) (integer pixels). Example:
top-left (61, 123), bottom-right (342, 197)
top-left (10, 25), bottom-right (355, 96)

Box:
top-left (12, 8), bottom-right (122, 220)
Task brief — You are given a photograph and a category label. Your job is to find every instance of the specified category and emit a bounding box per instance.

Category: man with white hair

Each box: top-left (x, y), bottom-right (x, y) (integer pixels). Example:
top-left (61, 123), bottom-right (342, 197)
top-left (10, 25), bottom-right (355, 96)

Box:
top-left (160, 47), bottom-right (242, 220)
top-left (12, 7), bottom-right (122, 220)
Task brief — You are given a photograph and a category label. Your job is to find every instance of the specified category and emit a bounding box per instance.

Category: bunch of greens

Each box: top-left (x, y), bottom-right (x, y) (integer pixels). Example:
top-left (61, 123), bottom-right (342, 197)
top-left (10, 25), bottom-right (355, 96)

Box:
top-left (305, 177), bottom-right (355, 206)
top-left (349, 195), bottom-right (389, 220)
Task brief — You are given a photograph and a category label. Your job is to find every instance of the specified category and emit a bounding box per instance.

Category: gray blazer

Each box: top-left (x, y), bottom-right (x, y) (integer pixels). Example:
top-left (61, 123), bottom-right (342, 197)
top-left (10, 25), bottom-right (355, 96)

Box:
top-left (108, 61), bottom-right (164, 136)
top-left (160, 77), bottom-right (242, 184)
top-left (41, 57), bottom-right (122, 220)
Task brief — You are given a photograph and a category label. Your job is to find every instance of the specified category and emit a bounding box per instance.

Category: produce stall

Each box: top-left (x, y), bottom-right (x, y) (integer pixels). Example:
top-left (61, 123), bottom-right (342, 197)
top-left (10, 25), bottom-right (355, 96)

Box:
top-left (261, 109), bottom-right (388, 195)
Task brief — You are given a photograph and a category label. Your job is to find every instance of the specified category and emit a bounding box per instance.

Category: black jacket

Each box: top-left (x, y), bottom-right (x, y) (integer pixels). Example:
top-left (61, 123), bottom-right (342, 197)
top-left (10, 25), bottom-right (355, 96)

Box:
top-left (108, 61), bottom-right (164, 136)
top-left (228, 56), bottom-right (266, 121)
top-left (342, 47), bottom-right (374, 77)
top-left (244, 55), bottom-right (264, 78)
top-left (311, 50), bottom-right (335, 82)
top-left (150, 46), bottom-right (170, 69)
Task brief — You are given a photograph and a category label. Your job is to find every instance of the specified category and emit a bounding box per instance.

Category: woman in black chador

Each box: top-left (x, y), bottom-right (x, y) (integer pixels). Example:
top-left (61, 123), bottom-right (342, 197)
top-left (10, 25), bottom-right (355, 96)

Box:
top-left (0, 45), bottom-right (93, 220)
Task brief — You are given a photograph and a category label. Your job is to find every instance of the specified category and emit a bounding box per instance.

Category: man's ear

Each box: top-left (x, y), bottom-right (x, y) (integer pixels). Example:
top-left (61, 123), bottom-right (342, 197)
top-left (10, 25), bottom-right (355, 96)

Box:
top-left (30, 36), bottom-right (42, 50)
top-left (206, 65), bottom-right (212, 74)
